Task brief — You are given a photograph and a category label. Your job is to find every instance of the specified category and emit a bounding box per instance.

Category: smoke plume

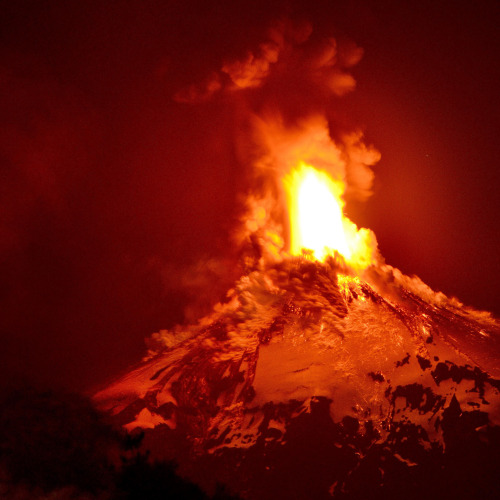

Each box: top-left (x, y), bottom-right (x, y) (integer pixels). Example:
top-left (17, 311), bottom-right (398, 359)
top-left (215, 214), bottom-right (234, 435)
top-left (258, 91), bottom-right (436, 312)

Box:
top-left (173, 17), bottom-right (380, 270)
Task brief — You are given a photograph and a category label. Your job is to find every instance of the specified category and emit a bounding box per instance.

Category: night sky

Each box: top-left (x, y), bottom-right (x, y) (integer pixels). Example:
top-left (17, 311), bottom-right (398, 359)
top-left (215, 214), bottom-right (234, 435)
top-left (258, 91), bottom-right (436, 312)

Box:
top-left (1, 0), bottom-right (498, 393)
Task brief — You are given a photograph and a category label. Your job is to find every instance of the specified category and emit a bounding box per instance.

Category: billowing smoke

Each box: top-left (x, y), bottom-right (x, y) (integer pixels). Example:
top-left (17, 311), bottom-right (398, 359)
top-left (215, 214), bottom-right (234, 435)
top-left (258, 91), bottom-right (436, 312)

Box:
top-left (172, 17), bottom-right (380, 277)
top-left (174, 18), bottom-right (359, 103)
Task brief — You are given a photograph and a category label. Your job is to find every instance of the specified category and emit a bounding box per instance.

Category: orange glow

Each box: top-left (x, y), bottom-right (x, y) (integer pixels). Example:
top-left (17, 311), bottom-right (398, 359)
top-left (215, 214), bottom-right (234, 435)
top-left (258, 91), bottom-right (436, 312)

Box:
top-left (283, 163), bottom-right (376, 268)
top-left (284, 164), bottom-right (349, 260)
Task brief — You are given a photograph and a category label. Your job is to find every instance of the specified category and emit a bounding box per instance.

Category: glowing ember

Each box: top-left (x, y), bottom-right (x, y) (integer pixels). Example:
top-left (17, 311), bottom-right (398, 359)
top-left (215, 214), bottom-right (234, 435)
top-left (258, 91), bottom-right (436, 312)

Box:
top-left (283, 163), bottom-right (376, 267)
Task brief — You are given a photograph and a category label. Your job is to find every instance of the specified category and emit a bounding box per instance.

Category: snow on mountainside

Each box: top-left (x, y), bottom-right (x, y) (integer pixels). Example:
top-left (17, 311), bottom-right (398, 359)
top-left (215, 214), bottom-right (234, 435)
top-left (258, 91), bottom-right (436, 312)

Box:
top-left (94, 257), bottom-right (500, 499)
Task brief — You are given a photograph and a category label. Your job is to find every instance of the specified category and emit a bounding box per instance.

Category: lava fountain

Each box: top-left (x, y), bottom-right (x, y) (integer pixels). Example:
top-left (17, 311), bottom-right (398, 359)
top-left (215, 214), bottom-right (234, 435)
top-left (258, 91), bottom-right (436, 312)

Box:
top-left (283, 162), bottom-right (377, 269)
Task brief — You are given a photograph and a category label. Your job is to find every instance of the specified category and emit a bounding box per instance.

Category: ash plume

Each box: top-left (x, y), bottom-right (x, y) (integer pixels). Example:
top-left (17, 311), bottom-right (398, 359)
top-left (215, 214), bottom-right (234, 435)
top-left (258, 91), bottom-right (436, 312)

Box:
top-left (170, 18), bottom-right (381, 310)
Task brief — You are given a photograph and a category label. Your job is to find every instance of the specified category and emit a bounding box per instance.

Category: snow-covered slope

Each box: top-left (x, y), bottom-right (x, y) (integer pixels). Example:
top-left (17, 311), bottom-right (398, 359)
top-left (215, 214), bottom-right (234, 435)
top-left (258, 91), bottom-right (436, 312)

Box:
top-left (95, 258), bottom-right (500, 499)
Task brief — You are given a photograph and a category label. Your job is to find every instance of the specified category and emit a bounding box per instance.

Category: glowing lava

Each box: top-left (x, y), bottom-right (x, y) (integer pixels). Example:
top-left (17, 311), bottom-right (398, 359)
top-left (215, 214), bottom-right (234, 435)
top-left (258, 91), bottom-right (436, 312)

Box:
top-left (284, 164), bottom-right (349, 260)
top-left (283, 163), bottom-right (376, 267)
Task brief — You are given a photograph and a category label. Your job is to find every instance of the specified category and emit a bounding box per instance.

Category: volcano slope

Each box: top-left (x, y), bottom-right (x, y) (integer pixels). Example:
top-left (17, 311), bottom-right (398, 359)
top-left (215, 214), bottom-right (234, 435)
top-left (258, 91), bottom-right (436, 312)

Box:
top-left (95, 258), bottom-right (500, 499)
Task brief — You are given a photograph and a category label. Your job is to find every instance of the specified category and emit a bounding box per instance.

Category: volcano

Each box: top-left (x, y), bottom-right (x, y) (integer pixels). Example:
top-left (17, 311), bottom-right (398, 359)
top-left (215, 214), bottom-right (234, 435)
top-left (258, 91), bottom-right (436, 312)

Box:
top-left (95, 254), bottom-right (500, 499)
top-left (94, 22), bottom-right (500, 499)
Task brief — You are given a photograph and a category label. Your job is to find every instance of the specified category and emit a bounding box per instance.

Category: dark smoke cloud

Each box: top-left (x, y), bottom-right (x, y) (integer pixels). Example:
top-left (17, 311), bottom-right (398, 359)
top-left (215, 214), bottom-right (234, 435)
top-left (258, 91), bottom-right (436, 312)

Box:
top-left (174, 17), bottom-right (364, 114)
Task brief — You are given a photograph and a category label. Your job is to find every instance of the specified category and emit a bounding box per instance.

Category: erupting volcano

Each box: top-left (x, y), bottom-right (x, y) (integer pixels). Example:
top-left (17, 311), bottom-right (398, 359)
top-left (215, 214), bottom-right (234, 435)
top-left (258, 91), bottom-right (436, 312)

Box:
top-left (95, 19), bottom-right (500, 500)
